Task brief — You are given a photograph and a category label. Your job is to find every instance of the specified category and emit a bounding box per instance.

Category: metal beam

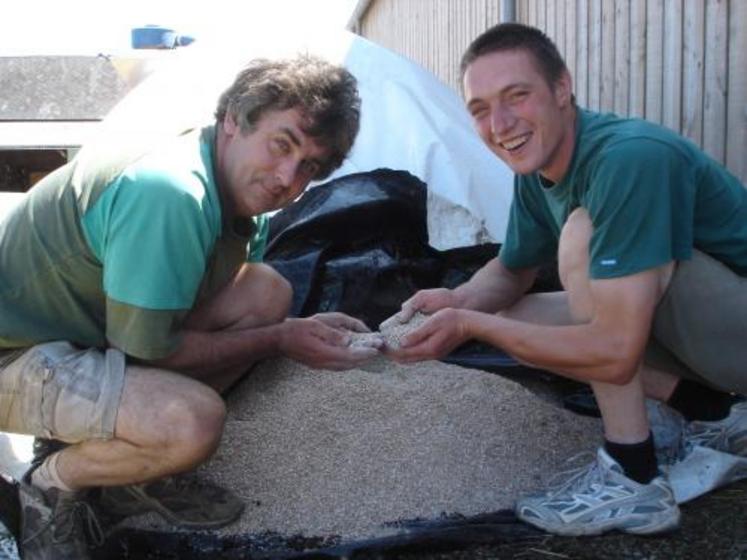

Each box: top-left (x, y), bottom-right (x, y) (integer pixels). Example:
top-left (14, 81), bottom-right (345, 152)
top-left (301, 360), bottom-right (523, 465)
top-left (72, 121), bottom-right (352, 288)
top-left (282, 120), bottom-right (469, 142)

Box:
top-left (500, 0), bottom-right (517, 23)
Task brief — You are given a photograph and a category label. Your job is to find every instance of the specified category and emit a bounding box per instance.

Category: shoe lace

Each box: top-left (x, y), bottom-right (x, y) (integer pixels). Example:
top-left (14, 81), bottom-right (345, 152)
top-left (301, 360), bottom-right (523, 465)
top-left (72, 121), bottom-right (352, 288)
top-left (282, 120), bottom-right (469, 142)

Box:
top-left (687, 423), bottom-right (729, 453)
top-left (23, 496), bottom-right (105, 549)
top-left (544, 452), bottom-right (603, 498)
top-left (658, 421), bottom-right (732, 468)
top-left (683, 401), bottom-right (747, 455)
top-left (151, 474), bottom-right (211, 494)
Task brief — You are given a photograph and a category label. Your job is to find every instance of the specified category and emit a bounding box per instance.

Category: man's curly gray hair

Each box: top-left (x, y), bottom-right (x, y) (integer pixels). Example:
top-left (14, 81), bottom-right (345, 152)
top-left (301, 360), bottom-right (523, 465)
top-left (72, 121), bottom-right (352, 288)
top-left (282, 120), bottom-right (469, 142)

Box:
top-left (215, 55), bottom-right (361, 180)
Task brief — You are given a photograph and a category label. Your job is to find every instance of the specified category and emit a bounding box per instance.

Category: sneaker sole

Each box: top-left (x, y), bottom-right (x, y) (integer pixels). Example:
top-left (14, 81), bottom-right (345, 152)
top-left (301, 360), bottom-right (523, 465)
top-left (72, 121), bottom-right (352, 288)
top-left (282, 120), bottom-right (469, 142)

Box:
top-left (518, 506), bottom-right (681, 536)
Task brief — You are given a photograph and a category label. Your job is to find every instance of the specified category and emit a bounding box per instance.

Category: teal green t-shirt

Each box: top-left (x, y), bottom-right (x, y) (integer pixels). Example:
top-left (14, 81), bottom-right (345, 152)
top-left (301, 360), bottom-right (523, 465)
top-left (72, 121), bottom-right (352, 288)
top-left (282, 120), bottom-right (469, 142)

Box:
top-left (0, 126), bottom-right (269, 359)
top-left (500, 109), bottom-right (747, 279)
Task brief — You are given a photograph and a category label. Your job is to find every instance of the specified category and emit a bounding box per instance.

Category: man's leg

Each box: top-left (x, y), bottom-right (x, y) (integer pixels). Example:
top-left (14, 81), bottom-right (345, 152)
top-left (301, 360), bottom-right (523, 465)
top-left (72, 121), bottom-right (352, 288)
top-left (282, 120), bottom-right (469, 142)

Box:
top-left (186, 262), bottom-right (292, 333)
top-left (513, 208), bottom-right (679, 536)
top-left (4, 342), bottom-right (227, 559)
top-left (91, 264), bottom-right (291, 524)
top-left (558, 207), bottom-right (665, 472)
top-left (645, 251), bottom-right (747, 503)
top-left (48, 366), bottom-right (225, 489)
top-left (502, 284), bottom-right (747, 506)
top-left (501, 210), bottom-right (661, 449)
top-left (185, 262), bottom-right (292, 393)
top-left (499, 291), bottom-right (735, 419)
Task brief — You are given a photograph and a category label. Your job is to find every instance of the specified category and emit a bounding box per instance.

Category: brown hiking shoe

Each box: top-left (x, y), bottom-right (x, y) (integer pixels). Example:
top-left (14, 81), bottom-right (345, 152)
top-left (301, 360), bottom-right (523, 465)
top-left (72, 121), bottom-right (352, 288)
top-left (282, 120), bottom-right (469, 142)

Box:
top-left (19, 480), bottom-right (103, 560)
top-left (95, 474), bottom-right (244, 529)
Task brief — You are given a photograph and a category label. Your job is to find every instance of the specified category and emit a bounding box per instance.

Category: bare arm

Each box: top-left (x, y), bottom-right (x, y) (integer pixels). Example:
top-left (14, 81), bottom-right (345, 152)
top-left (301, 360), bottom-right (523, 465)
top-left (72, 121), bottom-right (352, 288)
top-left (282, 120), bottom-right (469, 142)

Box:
top-left (149, 314), bottom-right (378, 380)
top-left (395, 265), bottom-right (666, 385)
top-left (453, 257), bottom-right (538, 312)
top-left (397, 257), bottom-right (538, 321)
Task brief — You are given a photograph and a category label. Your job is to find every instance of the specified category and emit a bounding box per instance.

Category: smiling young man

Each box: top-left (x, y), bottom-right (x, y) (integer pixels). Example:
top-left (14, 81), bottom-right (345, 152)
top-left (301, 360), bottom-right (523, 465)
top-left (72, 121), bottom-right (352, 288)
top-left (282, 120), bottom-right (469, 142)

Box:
top-left (0, 55), bottom-right (374, 558)
top-left (388, 23), bottom-right (747, 536)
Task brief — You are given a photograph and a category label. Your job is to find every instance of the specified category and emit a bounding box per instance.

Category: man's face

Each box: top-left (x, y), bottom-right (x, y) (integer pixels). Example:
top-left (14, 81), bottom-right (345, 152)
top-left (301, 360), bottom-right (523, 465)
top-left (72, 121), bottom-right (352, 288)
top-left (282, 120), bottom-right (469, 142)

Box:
top-left (219, 108), bottom-right (330, 217)
top-left (463, 49), bottom-right (573, 182)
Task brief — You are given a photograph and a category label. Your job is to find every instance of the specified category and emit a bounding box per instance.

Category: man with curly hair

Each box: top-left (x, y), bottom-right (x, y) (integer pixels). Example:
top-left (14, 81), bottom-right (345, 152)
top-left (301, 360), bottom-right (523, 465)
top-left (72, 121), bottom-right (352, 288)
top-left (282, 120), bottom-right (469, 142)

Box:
top-left (0, 55), bottom-right (371, 558)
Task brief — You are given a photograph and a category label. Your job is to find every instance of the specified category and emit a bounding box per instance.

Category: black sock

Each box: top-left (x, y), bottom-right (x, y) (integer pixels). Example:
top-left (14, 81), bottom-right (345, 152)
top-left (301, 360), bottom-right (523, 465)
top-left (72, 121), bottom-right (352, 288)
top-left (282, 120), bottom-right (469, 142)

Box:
top-left (604, 434), bottom-right (658, 484)
top-left (667, 379), bottom-right (743, 422)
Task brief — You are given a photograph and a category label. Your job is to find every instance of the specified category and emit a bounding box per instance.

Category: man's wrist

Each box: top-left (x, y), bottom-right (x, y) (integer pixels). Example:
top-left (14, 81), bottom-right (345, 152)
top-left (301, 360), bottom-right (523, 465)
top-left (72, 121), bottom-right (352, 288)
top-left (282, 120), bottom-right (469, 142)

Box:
top-left (268, 320), bottom-right (290, 356)
top-left (457, 308), bottom-right (477, 340)
top-left (451, 286), bottom-right (473, 310)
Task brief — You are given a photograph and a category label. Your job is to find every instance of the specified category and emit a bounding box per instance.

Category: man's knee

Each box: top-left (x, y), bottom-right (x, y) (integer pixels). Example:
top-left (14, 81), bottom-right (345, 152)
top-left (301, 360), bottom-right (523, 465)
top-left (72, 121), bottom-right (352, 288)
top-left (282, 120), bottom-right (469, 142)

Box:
top-left (557, 207), bottom-right (594, 322)
top-left (250, 264), bottom-right (292, 323)
top-left (188, 263), bottom-right (292, 331)
top-left (158, 384), bottom-right (226, 468)
top-left (229, 263), bottom-right (292, 323)
top-left (558, 207), bottom-right (592, 289)
top-left (122, 375), bottom-right (227, 471)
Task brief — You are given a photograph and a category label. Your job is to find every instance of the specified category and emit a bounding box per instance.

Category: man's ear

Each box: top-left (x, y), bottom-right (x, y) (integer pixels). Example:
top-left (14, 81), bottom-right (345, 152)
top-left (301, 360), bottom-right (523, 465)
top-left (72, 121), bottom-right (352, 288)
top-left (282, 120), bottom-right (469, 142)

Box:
top-left (554, 70), bottom-right (573, 108)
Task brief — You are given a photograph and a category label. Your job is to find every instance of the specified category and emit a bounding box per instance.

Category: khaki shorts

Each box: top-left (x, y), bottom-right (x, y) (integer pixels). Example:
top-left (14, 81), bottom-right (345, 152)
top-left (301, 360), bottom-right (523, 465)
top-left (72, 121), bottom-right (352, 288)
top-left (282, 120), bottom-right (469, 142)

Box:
top-left (647, 250), bottom-right (747, 394)
top-left (0, 341), bottom-right (125, 442)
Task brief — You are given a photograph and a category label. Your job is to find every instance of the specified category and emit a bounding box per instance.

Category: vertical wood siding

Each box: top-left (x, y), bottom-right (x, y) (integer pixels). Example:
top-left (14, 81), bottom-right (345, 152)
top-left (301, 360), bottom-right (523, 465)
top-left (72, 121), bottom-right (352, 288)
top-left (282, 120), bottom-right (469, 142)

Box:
top-left (355, 0), bottom-right (747, 184)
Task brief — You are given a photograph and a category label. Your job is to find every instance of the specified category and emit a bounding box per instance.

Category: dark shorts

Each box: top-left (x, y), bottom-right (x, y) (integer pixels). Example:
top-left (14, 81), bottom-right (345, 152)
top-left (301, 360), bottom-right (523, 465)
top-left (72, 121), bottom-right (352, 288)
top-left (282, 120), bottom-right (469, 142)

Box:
top-left (647, 250), bottom-right (747, 394)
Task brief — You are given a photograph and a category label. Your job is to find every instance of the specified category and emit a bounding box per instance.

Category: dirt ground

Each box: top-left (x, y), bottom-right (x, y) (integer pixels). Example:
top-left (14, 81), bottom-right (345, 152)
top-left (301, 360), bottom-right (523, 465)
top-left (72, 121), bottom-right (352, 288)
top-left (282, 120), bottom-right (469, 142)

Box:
top-left (362, 480), bottom-right (747, 560)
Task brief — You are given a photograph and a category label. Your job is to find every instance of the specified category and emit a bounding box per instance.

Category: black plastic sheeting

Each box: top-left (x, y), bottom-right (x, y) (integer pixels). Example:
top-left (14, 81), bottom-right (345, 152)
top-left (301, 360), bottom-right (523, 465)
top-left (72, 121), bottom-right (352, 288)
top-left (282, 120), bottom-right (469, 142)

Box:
top-left (264, 168), bottom-right (562, 375)
top-left (0, 475), bottom-right (19, 540)
top-left (266, 168), bottom-right (461, 329)
top-left (93, 511), bottom-right (543, 559)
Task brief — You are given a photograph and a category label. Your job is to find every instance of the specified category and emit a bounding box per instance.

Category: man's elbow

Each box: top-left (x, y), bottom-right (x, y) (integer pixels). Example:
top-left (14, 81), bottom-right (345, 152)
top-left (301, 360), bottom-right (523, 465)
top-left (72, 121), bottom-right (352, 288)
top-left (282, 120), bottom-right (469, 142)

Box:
top-left (600, 363), bottom-right (638, 385)
top-left (597, 345), bottom-right (642, 385)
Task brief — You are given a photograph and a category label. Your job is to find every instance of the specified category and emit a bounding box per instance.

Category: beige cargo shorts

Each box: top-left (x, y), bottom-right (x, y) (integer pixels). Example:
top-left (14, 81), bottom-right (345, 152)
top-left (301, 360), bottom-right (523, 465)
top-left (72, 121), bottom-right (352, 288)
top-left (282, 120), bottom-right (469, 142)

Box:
top-left (0, 341), bottom-right (125, 443)
top-left (647, 250), bottom-right (747, 394)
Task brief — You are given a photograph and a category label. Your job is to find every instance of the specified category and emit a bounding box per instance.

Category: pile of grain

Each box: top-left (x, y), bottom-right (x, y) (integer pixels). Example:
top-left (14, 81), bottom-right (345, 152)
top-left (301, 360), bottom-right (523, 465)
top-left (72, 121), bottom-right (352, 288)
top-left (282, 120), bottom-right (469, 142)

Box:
top-left (127, 354), bottom-right (601, 541)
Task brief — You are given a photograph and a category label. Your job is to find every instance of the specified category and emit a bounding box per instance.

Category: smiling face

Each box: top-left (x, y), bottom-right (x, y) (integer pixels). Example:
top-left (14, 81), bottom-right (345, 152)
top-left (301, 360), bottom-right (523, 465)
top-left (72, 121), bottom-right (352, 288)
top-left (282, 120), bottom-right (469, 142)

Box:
top-left (463, 49), bottom-right (575, 183)
top-left (216, 107), bottom-right (330, 217)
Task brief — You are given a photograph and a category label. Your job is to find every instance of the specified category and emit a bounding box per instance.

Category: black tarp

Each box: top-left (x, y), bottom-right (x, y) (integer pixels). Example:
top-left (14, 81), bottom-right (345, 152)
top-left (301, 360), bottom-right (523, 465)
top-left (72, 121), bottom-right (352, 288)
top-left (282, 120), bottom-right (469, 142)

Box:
top-left (264, 168), bottom-right (562, 374)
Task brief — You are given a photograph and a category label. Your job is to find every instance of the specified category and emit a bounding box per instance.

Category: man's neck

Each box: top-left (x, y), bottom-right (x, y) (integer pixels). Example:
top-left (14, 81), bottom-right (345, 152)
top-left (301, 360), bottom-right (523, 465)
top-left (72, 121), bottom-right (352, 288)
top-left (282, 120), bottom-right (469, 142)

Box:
top-left (539, 105), bottom-right (578, 185)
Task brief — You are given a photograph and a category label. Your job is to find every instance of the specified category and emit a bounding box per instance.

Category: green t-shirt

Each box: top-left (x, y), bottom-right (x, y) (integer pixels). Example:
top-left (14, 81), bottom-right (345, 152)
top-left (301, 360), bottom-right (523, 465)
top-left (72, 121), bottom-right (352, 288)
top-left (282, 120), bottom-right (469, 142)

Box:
top-left (500, 108), bottom-right (747, 279)
top-left (0, 126), bottom-right (269, 359)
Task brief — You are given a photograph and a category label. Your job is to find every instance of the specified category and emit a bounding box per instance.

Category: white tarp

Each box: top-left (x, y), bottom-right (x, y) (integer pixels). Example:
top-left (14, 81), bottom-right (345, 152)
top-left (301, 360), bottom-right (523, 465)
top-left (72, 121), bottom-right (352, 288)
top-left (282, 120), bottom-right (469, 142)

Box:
top-left (0, 193), bottom-right (24, 221)
top-left (98, 30), bottom-right (514, 250)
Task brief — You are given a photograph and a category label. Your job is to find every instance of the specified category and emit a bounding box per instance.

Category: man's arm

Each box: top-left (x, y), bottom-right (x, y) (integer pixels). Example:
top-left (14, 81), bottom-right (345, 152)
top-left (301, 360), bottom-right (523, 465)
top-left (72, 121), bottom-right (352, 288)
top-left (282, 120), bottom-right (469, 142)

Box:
top-left (150, 314), bottom-right (379, 380)
top-left (454, 257), bottom-right (538, 312)
top-left (396, 264), bottom-right (667, 385)
top-left (397, 257), bottom-right (538, 321)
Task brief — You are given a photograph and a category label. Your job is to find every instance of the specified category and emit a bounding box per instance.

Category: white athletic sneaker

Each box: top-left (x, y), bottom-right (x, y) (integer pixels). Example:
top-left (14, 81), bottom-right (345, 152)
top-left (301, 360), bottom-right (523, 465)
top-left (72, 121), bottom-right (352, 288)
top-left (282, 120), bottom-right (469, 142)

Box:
top-left (515, 448), bottom-right (680, 536)
top-left (687, 400), bottom-right (747, 455)
top-left (664, 400), bottom-right (747, 504)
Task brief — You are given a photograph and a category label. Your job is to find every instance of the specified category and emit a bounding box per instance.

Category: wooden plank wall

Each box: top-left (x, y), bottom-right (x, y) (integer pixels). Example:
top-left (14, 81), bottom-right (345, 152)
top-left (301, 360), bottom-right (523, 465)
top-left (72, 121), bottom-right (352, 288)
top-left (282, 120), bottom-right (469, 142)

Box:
top-left (356, 0), bottom-right (747, 184)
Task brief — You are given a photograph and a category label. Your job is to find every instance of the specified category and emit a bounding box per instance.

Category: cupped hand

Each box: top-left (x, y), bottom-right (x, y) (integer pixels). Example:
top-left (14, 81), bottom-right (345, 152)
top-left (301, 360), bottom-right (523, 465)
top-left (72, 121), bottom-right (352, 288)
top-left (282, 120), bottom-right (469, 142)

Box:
top-left (310, 311), bottom-right (371, 333)
top-left (279, 316), bottom-right (380, 370)
top-left (385, 288), bottom-right (459, 328)
top-left (385, 307), bottom-right (471, 363)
